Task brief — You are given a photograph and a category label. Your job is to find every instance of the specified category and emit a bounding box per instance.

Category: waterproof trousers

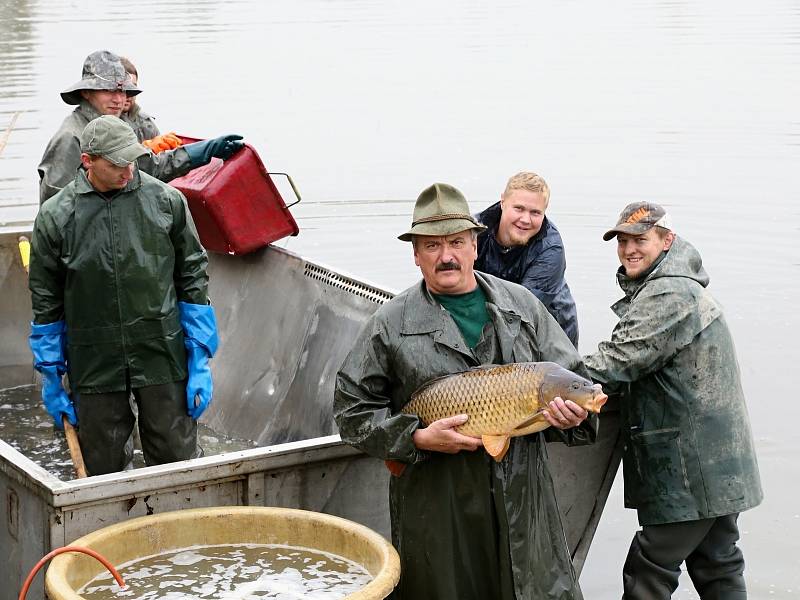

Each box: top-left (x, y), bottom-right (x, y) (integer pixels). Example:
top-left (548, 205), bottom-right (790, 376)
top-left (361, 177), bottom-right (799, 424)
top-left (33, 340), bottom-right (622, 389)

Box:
top-left (75, 379), bottom-right (200, 475)
top-left (622, 513), bottom-right (746, 600)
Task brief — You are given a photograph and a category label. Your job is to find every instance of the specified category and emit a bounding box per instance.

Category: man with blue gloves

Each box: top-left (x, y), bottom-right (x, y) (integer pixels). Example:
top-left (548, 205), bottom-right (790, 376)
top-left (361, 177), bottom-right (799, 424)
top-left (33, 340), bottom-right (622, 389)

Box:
top-left (38, 49), bottom-right (244, 204)
top-left (29, 115), bottom-right (221, 475)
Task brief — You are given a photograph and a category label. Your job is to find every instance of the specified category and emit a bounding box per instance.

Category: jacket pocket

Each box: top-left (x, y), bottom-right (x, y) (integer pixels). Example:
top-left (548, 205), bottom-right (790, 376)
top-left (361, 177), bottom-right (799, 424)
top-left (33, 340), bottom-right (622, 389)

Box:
top-left (631, 428), bottom-right (690, 500)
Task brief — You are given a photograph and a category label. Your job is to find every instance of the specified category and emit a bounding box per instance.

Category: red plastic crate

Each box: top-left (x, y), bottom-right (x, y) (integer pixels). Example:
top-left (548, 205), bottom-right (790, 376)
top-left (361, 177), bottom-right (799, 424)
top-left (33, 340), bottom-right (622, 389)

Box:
top-left (169, 138), bottom-right (299, 255)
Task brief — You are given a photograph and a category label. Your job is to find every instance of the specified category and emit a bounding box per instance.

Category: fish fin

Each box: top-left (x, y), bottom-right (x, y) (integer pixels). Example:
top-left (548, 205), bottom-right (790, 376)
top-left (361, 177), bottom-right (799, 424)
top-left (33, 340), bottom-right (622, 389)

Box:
top-left (482, 435), bottom-right (510, 462)
top-left (384, 460), bottom-right (407, 477)
top-left (512, 410), bottom-right (546, 431)
top-left (465, 364), bottom-right (503, 371)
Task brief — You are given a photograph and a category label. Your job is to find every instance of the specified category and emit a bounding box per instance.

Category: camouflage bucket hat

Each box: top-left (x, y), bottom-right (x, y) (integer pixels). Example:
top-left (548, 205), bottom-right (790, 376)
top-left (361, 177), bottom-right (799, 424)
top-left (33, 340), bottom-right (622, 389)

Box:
top-left (80, 116), bottom-right (149, 166)
top-left (61, 50), bottom-right (141, 105)
top-left (602, 201), bottom-right (673, 241)
top-left (398, 183), bottom-right (487, 242)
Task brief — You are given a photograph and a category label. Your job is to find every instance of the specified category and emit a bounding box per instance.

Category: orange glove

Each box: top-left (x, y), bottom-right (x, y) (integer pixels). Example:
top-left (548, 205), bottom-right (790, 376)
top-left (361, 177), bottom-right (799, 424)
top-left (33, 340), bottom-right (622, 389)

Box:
top-left (142, 132), bottom-right (183, 154)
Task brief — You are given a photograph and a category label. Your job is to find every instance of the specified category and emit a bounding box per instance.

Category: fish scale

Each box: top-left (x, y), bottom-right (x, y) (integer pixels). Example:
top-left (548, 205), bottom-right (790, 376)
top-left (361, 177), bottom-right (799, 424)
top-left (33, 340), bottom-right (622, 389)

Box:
top-left (405, 363), bottom-right (548, 437)
top-left (393, 362), bottom-right (607, 465)
top-left (403, 362), bottom-right (606, 437)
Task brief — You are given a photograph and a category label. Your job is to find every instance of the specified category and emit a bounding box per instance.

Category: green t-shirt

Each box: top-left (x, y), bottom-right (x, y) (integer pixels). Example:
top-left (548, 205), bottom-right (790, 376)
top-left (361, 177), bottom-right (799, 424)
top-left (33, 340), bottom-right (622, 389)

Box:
top-left (432, 285), bottom-right (490, 349)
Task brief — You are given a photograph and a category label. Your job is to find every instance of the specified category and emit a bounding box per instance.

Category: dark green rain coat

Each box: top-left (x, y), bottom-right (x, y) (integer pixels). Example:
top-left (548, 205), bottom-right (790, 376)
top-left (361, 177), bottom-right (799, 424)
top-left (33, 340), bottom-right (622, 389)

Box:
top-left (584, 236), bottom-right (762, 526)
top-left (37, 100), bottom-right (191, 205)
top-left (335, 272), bottom-right (597, 600)
top-left (29, 168), bottom-right (209, 394)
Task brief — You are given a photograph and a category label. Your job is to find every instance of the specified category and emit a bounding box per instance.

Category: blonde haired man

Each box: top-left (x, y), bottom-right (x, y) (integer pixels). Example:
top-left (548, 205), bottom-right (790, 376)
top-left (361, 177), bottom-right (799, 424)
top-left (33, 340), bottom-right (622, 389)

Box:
top-left (475, 171), bottom-right (579, 347)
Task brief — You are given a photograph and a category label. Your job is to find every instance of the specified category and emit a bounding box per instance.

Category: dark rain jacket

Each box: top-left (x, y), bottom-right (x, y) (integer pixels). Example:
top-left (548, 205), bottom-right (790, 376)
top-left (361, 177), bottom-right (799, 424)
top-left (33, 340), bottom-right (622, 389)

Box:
top-left (29, 167), bottom-right (209, 394)
top-left (475, 203), bottom-right (579, 348)
top-left (584, 237), bottom-right (762, 526)
top-left (124, 104), bottom-right (161, 141)
top-left (37, 100), bottom-right (191, 205)
top-left (335, 272), bottom-right (597, 600)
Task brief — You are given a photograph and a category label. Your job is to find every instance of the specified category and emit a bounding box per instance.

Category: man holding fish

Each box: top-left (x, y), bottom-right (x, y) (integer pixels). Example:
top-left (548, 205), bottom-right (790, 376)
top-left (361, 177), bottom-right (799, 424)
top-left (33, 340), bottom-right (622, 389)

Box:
top-left (334, 183), bottom-right (607, 600)
top-left (584, 202), bottom-right (762, 599)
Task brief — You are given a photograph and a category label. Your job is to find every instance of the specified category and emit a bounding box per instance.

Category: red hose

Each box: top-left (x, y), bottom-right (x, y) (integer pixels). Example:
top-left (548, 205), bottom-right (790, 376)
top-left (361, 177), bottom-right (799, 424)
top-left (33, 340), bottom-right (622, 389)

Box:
top-left (18, 546), bottom-right (126, 600)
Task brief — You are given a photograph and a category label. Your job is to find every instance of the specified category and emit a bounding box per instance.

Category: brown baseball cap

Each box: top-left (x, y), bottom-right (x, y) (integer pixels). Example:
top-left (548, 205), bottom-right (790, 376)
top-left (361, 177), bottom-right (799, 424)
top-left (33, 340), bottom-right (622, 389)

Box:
top-left (603, 201), bottom-right (672, 241)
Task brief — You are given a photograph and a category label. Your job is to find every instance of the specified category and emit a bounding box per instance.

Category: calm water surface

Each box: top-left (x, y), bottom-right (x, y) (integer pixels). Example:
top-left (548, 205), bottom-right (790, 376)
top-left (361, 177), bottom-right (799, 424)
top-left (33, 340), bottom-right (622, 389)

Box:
top-left (1, 1), bottom-right (798, 597)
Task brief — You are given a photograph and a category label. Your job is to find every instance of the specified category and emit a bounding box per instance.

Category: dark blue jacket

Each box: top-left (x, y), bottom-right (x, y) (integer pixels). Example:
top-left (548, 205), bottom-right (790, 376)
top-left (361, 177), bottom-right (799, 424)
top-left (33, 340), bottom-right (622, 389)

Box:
top-left (475, 202), bottom-right (579, 348)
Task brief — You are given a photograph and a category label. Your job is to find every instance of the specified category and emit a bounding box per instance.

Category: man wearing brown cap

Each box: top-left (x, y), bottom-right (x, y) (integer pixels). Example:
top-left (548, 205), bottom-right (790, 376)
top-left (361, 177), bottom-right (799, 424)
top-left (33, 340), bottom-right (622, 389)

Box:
top-left (584, 202), bottom-right (762, 599)
top-left (38, 49), bottom-right (243, 205)
top-left (334, 183), bottom-right (599, 599)
top-left (29, 115), bottom-right (218, 475)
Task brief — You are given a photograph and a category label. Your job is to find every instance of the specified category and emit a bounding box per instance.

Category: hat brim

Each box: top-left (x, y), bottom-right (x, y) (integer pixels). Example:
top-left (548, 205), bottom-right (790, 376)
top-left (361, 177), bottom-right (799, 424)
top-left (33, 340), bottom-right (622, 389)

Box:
top-left (602, 223), bottom-right (655, 241)
top-left (398, 218), bottom-right (486, 242)
top-left (101, 142), bottom-right (150, 167)
top-left (61, 79), bottom-right (142, 105)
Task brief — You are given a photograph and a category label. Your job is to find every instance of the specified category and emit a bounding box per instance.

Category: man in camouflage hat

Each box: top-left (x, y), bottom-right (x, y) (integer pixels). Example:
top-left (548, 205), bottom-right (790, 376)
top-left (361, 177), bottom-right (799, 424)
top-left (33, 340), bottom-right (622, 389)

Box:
top-left (29, 115), bottom-right (219, 475)
top-left (584, 201), bottom-right (762, 599)
top-left (38, 49), bottom-right (244, 205)
top-left (334, 183), bottom-right (600, 599)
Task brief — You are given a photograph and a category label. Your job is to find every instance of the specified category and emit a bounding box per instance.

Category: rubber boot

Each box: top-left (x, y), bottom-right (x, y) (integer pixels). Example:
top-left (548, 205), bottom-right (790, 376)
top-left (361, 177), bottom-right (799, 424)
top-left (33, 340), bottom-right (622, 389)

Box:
top-left (134, 379), bottom-right (200, 466)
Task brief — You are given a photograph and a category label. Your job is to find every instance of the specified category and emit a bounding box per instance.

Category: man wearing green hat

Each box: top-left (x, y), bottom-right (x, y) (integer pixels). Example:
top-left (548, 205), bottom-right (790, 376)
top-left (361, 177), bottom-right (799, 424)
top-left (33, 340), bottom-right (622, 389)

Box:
top-left (38, 49), bottom-right (244, 205)
top-left (28, 115), bottom-right (219, 475)
top-left (334, 183), bottom-right (599, 599)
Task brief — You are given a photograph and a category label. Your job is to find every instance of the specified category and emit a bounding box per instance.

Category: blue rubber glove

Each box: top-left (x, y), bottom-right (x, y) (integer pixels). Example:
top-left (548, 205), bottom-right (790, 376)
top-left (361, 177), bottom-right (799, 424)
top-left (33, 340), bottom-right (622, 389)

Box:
top-left (41, 369), bottom-right (76, 429)
top-left (183, 134), bottom-right (244, 168)
top-left (28, 321), bottom-right (78, 428)
top-left (178, 302), bottom-right (219, 420)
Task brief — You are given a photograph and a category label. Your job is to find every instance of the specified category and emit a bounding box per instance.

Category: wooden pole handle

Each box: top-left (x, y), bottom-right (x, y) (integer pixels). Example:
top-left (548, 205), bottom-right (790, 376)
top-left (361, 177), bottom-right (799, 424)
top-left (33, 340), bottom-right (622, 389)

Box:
top-left (62, 417), bottom-right (88, 479)
top-left (21, 229), bottom-right (87, 479)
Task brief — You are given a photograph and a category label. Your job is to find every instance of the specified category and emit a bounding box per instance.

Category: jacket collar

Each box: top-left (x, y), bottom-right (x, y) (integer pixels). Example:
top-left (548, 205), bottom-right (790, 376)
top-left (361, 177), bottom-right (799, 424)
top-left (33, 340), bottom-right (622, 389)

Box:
top-left (74, 165), bottom-right (143, 196)
top-left (400, 272), bottom-right (524, 361)
top-left (610, 251), bottom-right (668, 316)
top-left (126, 102), bottom-right (141, 119)
top-left (77, 100), bottom-right (105, 123)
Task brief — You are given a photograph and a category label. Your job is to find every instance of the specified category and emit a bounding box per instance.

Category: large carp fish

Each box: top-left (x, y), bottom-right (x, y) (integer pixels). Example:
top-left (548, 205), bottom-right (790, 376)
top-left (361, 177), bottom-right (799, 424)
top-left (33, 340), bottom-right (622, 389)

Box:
top-left (400, 361), bottom-right (607, 464)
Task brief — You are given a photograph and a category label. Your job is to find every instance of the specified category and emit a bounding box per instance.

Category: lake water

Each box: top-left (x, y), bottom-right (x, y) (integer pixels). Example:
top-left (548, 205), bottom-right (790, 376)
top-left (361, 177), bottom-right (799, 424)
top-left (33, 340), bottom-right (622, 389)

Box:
top-left (0, 1), bottom-right (797, 597)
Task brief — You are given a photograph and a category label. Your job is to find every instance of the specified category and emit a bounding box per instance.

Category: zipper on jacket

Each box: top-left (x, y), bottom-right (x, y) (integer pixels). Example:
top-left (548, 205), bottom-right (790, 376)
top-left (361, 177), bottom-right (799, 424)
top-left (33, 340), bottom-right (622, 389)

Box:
top-left (106, 198), bottom-right (129, 369)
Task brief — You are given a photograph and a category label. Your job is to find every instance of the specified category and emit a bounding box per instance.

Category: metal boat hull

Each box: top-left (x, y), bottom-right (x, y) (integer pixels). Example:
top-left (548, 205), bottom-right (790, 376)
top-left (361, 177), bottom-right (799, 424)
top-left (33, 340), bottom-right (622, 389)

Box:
top-left (0, 230), bottom-right (620, 599)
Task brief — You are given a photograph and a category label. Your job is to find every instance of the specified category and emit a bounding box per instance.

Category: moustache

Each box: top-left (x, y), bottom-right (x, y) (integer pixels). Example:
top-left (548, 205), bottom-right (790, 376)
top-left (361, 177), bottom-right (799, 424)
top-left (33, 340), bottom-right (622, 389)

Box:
top-left (436, 262), bottom-right (461, 272)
